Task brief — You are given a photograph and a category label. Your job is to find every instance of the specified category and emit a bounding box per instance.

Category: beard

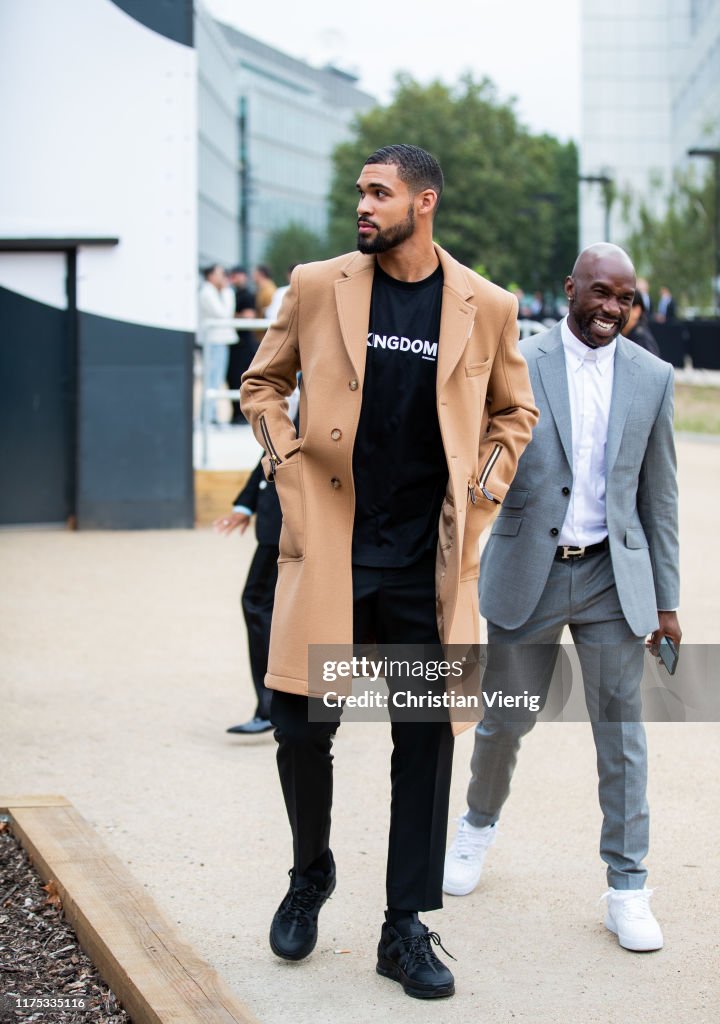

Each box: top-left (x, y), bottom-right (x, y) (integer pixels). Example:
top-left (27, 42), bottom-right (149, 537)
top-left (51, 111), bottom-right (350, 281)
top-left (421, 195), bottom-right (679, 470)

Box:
top-left (357, 204), bottom-right (415, 254)
top-left (570, 300), bottom-right (625, 348)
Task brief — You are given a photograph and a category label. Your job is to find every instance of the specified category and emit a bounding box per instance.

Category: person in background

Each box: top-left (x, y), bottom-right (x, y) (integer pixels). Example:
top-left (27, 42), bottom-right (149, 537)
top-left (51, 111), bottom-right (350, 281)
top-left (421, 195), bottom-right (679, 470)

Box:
top-left (264, 264), bottom-right (298, 321)
top-left (636, 277), bottom-right (652, 318)
top-left (215, 388), bottom-right (301, 735)
top-left (198, 265), bottom-right (236, 425)
top-left (654, 285), bottom-right (676, 323)
top-left (623, 293), bottom-right (661, 356)
top-left (214, 460), bottom-right (279, 735)
top-left (253, 264), bottom-right (277, 317)
top-left (227, 266), bottom-right (256, 425)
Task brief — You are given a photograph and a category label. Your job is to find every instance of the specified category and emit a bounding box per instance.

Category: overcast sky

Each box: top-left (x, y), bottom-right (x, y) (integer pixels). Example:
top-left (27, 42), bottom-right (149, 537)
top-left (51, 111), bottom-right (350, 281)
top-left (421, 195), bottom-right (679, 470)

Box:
top-left (202, 0), bottom-right (581, 142)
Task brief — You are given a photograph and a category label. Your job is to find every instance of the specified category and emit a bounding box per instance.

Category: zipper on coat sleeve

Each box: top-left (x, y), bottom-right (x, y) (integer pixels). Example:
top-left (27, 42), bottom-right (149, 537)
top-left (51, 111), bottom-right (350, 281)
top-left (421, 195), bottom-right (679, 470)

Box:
top-left (477, 443), bottom-right (503, 502)
top-left (259, 414), bottom-right (283, 475)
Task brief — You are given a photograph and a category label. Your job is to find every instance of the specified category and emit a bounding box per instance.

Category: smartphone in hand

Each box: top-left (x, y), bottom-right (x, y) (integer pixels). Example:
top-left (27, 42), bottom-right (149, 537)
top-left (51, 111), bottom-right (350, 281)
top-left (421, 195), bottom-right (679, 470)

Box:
top-left (658, 636), bottom-right (679, 675)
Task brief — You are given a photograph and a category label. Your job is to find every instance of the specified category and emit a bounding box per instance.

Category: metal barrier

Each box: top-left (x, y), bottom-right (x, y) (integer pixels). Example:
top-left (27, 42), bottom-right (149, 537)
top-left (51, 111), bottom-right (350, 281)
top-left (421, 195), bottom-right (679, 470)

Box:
top-left (518, 318), bottom-right (554, 338)
top-left (198, 316), bottom-right (554, 467)
top-left (197, 317), bottom-right (271, 468)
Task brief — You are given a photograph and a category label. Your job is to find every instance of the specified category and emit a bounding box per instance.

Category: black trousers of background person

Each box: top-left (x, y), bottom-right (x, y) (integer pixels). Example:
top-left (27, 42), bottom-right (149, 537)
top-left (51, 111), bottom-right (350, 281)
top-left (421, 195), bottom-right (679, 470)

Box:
top-left (241, 544), bottom-right (278, 720)
top-left (270, 551), bottom-right (455, 911)
top-left (227, 334), bottom-right (256, 423)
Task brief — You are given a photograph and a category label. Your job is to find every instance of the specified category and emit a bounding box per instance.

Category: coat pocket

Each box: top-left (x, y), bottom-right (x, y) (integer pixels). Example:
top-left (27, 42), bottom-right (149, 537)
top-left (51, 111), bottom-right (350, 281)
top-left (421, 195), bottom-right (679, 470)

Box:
top-left (274, 458), bottom-right (305, 561)
top-left (465, 357), bottom-right (491, 377)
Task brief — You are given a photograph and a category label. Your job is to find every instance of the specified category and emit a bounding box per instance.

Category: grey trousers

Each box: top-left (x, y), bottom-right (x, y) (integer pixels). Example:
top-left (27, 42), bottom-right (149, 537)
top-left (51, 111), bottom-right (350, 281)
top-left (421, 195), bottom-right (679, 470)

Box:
top-left (468, 551), bottom-right (649, 889)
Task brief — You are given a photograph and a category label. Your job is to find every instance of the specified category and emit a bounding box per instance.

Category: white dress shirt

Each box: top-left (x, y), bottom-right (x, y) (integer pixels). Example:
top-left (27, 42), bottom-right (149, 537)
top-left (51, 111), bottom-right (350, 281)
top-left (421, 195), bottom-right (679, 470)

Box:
top-left (558, 317), bottom-right (615, 548)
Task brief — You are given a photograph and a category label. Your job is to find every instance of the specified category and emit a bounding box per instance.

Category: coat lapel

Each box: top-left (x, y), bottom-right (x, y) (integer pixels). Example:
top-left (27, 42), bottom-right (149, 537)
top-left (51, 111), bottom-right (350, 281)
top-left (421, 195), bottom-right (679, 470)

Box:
top-left (435, 246), bottom-right (476, 392)
top-left (334, 252), bottom-right (374, 380)
top-left (536, 326), bottom-right (573, 468)
top-left (606, 336), bottom-right (639, 474)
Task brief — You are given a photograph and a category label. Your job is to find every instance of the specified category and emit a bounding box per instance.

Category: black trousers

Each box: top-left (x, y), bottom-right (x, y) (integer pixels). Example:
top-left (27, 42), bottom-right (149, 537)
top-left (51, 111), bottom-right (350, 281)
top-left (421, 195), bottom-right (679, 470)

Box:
top-left (241, 544), bottom-right (278, 720)
top-left (271, 553), bottom-right (454, 911)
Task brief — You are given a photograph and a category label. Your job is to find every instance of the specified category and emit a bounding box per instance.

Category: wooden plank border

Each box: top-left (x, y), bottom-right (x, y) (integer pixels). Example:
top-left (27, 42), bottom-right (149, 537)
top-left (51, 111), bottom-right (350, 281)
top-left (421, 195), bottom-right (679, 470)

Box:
top-left (0, 796), bottom-right (260, 1024)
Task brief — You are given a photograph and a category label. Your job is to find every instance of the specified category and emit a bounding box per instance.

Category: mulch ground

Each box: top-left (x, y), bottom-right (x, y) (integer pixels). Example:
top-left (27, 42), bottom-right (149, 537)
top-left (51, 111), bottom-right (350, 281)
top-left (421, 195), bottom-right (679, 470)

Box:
top-left (0, 821), bottom-right (131, 1023)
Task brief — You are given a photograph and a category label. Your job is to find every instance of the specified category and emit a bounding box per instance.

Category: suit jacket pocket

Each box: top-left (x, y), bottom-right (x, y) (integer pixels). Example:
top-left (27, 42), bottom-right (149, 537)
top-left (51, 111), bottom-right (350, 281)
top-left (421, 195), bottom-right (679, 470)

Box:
top-left (274, 458), bottom-right (305, 561)
top-left (490, 515), bottom-right (522, 537)
top-left (501, 489), bottom-right (529, 510)
top-left (624, 527), bottom-right (649, 549)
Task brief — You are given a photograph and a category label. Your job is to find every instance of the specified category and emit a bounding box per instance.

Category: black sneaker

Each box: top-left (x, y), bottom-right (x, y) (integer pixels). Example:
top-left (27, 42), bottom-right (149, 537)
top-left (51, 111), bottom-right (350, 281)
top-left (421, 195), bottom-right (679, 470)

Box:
top-left (376, 916), bottom-right (455, 999)
top-left (269, 856), bottom-right (336, 961)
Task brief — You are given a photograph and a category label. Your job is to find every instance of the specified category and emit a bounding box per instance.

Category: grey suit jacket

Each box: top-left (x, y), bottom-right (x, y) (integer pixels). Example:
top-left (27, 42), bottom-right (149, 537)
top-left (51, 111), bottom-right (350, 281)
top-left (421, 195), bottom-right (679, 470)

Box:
top-left (480, 323), bottom-right (679, 636)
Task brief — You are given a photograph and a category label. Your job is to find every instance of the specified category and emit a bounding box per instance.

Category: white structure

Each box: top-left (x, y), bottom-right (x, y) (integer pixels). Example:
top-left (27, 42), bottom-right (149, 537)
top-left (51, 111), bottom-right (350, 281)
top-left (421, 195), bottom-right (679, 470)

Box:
top-left (580, 0), bottom-right (720, 249)
top-left (0, 0), bottom-right (197, 528)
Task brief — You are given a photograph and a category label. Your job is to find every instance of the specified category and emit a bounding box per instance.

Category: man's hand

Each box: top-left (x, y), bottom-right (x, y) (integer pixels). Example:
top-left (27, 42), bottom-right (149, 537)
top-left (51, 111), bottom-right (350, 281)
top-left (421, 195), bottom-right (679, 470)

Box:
top-left (213, 511), bottom-right (251, 535)
top-left (647, 610), bottom-right (682, 655)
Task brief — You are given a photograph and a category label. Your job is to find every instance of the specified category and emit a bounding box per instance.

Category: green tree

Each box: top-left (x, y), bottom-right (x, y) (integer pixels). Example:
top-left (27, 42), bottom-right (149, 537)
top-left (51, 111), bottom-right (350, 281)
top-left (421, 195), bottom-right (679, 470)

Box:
top-left (263, 222), bottom-right (328, 281)
top-left (623, 167), bottom-right (715, 313)
top-left (327, 74), bottom-right (578, 292)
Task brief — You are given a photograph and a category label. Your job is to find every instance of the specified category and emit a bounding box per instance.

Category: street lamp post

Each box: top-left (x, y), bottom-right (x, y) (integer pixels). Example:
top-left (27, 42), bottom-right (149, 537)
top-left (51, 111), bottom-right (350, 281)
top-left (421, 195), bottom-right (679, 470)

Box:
top-left (579, 173), bottom-right (614, 243)
top-left (687, 147), bottom-right (720, 316)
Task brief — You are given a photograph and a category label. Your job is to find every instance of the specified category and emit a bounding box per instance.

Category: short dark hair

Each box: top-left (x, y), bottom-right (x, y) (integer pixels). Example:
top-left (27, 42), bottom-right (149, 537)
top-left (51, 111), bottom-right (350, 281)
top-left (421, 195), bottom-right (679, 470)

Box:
top-left (255, 264), bottom-right (273, 279)
top-left (364, 144), bottom-right (444, 206)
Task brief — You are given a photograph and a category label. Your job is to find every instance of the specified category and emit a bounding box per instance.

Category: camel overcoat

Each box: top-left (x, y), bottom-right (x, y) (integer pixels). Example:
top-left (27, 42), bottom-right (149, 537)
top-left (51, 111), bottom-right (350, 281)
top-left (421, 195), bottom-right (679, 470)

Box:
top-left (240, 246), bottom-right (538, 732)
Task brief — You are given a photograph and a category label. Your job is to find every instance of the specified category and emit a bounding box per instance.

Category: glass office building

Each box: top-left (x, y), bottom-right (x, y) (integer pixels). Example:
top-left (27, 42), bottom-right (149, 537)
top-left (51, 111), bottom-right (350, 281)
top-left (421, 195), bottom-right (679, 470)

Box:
top-left (580, 0), bottom-right (720, 249)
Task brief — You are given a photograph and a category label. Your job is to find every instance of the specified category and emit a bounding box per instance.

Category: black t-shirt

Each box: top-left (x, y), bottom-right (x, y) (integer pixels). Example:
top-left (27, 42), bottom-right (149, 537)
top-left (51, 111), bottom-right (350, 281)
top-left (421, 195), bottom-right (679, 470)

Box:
top-left (352, 262), bottom-right (447, 567)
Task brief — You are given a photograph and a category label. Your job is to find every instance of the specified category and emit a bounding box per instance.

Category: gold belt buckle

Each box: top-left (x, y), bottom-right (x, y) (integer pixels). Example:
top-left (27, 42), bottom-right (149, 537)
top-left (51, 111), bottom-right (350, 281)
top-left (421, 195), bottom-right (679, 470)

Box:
top-left (561, 545), bottom-right (585, 559)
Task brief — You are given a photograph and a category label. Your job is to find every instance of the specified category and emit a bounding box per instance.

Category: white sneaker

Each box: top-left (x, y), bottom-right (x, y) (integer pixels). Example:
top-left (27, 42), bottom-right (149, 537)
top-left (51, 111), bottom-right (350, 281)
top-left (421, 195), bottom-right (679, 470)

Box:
top-left (442, 817), bottom-right (497, 896)
top-left (602, 887), bottom-right (664, 951)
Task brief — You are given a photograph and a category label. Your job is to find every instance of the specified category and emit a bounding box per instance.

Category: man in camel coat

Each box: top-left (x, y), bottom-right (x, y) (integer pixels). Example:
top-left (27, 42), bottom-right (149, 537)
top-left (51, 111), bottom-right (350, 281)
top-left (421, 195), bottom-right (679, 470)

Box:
top-left (241, 144), bottom-right (537, 999)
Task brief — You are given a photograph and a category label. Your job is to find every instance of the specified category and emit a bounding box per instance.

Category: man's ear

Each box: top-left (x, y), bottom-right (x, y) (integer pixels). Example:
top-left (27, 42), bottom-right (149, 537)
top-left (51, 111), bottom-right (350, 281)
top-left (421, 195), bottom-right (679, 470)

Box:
top-left (417, 189), bottom-right (438, 217)
top-left (564, 275), bottom-right (574, 302)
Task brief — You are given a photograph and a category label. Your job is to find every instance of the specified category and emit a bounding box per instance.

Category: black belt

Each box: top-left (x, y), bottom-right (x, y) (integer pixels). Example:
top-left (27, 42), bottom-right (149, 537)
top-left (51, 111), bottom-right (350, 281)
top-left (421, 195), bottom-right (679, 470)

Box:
top-left (555, 537), bottom-right (609, 562)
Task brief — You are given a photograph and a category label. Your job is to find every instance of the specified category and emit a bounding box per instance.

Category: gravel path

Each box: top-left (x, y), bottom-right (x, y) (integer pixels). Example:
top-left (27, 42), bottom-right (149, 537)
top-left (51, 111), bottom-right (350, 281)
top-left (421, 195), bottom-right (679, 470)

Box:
top-left (1, 437), bottom-right (719, 1024)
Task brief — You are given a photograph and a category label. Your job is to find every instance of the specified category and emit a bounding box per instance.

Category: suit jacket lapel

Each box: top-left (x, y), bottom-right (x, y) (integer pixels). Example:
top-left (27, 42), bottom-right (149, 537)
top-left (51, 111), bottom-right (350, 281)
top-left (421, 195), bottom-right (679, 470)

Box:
top-left (536, 326), bottom-right (573, 468)
top-left (606, 336), bottom-right (639, 474)
top-left (334, 252), bottom-right (375, 380)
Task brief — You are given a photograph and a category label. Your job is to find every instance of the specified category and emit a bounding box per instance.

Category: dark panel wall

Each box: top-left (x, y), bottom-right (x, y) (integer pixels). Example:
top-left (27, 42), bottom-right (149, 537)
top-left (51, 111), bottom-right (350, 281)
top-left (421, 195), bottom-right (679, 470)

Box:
top-left (110, 0), bottom-right (193, 46)
top-left (0, 286), bottom-right (74, 525)
top-left (77, 313), bottom-right (194, 529)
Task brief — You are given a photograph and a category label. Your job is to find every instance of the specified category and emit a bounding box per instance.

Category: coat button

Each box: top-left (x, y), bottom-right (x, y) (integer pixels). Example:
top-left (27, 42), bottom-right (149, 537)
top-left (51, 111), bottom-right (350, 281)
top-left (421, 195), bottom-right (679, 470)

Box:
top-left (331, 477), bottom-right (341, 489)
top-left (550, 527), bottom-right (559, 536)
top-left (562, 486), bottom-right (570, 495)
top-left (331, 428), bottom-right (342, 441)
top-left (349, 379), bottom-right (359, 391)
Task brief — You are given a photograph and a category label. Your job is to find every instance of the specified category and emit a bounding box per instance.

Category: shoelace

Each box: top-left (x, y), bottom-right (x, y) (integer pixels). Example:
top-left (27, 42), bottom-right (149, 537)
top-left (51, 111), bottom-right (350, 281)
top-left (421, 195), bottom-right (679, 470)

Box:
top-left (453, 820), bottom-right (495, 859)
top-left (600, 888), bottom-right (655, 920)
top-left (278, 872), bottom-right (328, 924)
top-left (400, 930), bottom-right (457, 966)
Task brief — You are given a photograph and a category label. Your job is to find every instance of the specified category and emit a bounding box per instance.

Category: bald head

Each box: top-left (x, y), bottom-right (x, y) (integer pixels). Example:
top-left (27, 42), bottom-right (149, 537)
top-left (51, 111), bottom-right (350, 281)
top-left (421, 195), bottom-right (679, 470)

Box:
top-left (565, 244), bottom-right (636, 348)
top-left (571, 243), bottom-right (635, 280)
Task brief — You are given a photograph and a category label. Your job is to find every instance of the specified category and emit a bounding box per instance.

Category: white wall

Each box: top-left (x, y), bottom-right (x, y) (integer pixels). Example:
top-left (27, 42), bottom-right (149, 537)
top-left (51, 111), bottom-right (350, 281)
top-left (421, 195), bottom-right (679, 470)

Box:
top-left (0, 0), bottom-right (198, 331)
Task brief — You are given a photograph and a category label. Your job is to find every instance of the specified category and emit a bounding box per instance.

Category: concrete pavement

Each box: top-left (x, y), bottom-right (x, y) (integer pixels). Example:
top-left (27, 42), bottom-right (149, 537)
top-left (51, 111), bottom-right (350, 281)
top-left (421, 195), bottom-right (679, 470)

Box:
top-left (1, 437), bottom-right (719, 1024)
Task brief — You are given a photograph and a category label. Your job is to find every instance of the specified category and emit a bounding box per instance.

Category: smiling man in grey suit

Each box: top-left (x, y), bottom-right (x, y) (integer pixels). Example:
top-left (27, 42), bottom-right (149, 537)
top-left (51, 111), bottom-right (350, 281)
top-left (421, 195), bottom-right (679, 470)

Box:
top-left (443, 243), bottom-right (682, 952)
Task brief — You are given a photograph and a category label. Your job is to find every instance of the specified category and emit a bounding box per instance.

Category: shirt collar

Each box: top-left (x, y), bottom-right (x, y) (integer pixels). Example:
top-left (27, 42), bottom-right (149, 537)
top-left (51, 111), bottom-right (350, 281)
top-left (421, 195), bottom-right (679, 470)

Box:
top-left (560, 316), bottom-right (616, 374)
